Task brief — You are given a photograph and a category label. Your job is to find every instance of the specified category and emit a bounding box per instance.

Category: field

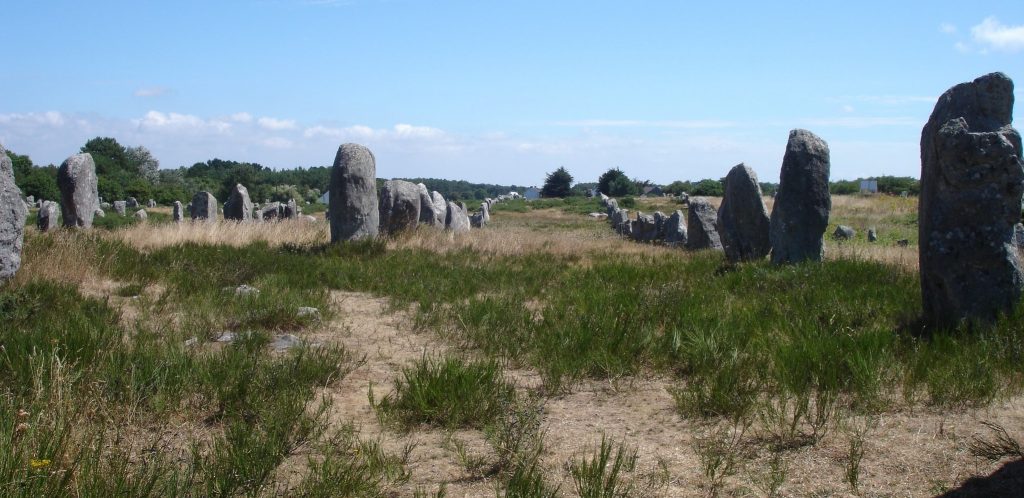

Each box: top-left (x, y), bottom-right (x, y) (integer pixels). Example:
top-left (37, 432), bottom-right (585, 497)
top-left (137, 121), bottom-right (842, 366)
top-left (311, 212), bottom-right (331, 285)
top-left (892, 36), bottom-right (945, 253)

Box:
top-left (3, 195), bottom-right (1023, 497)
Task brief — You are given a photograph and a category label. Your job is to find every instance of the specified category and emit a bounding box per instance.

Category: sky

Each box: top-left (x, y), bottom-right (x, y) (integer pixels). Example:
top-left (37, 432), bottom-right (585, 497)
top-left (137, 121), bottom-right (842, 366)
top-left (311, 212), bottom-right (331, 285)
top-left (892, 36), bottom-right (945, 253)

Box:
top-left (1, 1), bottom-right (1022, 186)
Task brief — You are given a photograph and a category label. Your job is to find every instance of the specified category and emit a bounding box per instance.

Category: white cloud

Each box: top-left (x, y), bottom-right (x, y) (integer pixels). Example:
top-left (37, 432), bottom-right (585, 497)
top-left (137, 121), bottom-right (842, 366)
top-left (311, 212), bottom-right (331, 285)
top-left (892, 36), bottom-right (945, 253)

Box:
top-left (971, 16), bottom-right (1024, 52)
top-left (939, 23), bottom-right (957, 35)
top-left (134, 111), bottom-right (232, 133)
top-left (550, 119), bottom-right (736, 129)
top-left (133, 86), bottom-right (169, 98)
top-left (0, 111), bottom-right (66, 127)
top-left (257, 116), bottom-right (297, 130)
top-left (841, 105), bottom-right (855, 113)
top-left (302, 123), bottom-right (445, 140)
top-left (393, 123), bottom-right (444, 138)
top-left (263, 137), bottom-right (294, 149)
top-left (230, 112), bottom-right (253, 123)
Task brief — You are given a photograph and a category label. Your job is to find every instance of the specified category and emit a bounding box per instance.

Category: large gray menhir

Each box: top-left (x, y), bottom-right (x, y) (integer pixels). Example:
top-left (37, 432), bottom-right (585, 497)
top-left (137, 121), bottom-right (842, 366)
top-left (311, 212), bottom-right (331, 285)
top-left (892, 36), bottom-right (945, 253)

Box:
top-left (224, 184), bottom-right (253, 221)
top-left (686, 197), bottom-right (723, 251)
top-left (770, 129), bottom-right (832, 264)
top-left (330, 144), bottom-right (379, 242)
top-left (190, 191), bottom-right (219, 222)
top-left (378, 179), bottom-right (422, 234)
top-left (57, 153), bottom-right (99, 228)
top-left (717, 164), bottom-right (770, 262)
top-left (0, 146), bottom-right (28, 283)
top-left (919, 72), bottom-right (1024, 326)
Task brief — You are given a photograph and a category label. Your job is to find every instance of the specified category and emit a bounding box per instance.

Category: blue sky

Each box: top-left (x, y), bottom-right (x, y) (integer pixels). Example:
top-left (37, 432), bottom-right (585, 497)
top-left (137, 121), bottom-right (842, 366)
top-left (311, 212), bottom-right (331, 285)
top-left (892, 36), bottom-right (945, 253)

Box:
top-left (2, 1), bottom-right (1022, 185)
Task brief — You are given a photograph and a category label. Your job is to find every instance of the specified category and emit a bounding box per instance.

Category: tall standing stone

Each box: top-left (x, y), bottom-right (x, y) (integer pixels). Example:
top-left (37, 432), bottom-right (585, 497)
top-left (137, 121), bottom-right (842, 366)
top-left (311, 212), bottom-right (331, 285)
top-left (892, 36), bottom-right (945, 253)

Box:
top-left (686, 197), bottom-right (723, 251)
top-left (717, 164), bottom-right (770, 262)
top-left (664, 210), bottom-right (688, 247)
top-left (480, 202), bottom-right (490, 223)
top-left (172, 201), bottom-right (184, 223)
top-left (1, 147), bottom-right (28, 282)
top-left (430, 191), bottom-right (447, 226)
top-left (416, 184), bottom-right (438, 226)
top-left (114, 200), bottom-right (127, 216)
top-left (378, 179), bottom-right (422, 234)
top-left (769, 129), bottom-right (832, 264)
top-left (57, 153), bottom-right (98, 228)
top-left (190, 191), bottom-right (219, 222)
top-left (224, 184), bottom-right (253, 221)
top-left (920, 72), bottom-right (1024, 326)
top-left (330, 144), bottom-right (379, 242)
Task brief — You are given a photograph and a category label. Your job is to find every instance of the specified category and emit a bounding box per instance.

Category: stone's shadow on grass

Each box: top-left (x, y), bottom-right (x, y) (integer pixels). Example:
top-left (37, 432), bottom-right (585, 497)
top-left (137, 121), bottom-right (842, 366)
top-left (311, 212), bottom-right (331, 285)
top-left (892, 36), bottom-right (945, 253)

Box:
top-left (936, 459), bottom-right (1024, 497)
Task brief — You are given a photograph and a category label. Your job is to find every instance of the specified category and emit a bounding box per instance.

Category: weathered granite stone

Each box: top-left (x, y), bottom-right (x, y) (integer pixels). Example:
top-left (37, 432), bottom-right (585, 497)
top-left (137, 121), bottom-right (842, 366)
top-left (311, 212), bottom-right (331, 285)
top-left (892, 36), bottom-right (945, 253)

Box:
top-left (330, 144), bottom-right (379, 242)
top-left (261, 202), bottom-right (282, 221)
top-left (1, 148), bottom-right (28, 281)
top-left (1014, 223), bottom-right (1024, 247)
top-left (134, 209), bottom-right (148, 221)
top-left (37, 201), bottom-right (59, 232)
top-left (653, 211), bottom-right (668, 239)
top-left (127, 197), bottom-right (139, 208)
top-left (833, 225), bottom-right (856, 240)
top-left (606, 198), bottom-right (619, 217)
top-left (686, 197), bottom-right (723, 251)
top-left (445, 201), bottom-right (471, 233)
top-left (147, 199), bottom-right (156, 208)
top-left (868, 228), bottom-right (878, 242)
top-left (94, 208), bottom-right (105, 218)
top-left (283, 199), bottom-right (300, 219)
top-left (664, 210), bottom-right (688, 247)
top-left (470, 212), bottom-right (485, 228)
top-left (114, 201), bottom-right (127, 216)
top-left (224, 184), bottom-right (253, 221)
top-left (480, 202), bottom-right (490, 223)
top-left (430, 191), bottom-right (447, 226)
top-left (920, 72), bottom-right (1024, 326)
top-left (172, 201), bottom-right (184, 223)
top-left (769, 129), bottom-right (832, 264)
top-left (190, 191), bottom-right (218, 222)
top-left (717, 164), bottom-right (770, 262)
top-left (57, 153), bottom-right (99, 228)
top-left (378, 179), bottom-right (422, 234)
top-left (416, 184), bottom-right (439, 226)
top-left (633, 212), bottom-right (658, 241)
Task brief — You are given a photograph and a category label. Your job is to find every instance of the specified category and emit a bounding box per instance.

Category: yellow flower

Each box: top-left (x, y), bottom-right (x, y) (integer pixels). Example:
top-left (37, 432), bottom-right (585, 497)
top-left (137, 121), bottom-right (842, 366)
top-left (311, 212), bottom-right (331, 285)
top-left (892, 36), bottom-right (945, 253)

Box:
top-left (30, 459), bottom-right (51, 469)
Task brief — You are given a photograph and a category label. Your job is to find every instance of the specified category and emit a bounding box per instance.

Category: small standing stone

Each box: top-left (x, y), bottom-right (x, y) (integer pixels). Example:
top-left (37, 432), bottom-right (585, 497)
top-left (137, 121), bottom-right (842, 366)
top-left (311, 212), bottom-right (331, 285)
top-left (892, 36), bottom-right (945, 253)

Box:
top-left (114, 200), bottom-right (127, 216)
top-left (445, 201), bottom-right (471, 233)
top-left (37, 201), bottom-right (59, 232)
top-left (664, 210), bottom-right (688, 247)
top-left (717, 164), bottom-right (770, 262)
top-left (378, 179), bottom-right (422, 234)
top-left (867, 228), bottom-right (878, 242)
top-left (686, 198), bottom-right (723, 251)
top-left (190, 192), bottom-right (219, 222)
top-left (833, 225), bottom-right (856, 240)
top-left (172, 201), bottom-right (184, 223)
top-left (134, 209), bottom-right (148, 221)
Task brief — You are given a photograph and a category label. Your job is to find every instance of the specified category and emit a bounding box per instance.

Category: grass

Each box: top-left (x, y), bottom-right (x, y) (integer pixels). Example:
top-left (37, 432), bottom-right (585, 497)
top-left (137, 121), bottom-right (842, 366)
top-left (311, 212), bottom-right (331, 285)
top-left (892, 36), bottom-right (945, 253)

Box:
top-left (5, 194), bottom-right (1024, 494)
top-left (373, 356), bottom-right (515, 430)
top-left (569, 435), bottom-right (639, 498)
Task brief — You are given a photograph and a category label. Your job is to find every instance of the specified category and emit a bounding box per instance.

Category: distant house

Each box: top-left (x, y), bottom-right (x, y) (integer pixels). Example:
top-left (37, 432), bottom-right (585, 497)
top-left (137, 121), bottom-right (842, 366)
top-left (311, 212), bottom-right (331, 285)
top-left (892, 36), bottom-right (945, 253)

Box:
top-left (524, 187), bottom-right (541, 200)
top-left (642, 185), bottom-right (664, 197)
top-left (860, 180), bottom-right (878, 194)
top-left (319, 191), bottom-right (330, 204)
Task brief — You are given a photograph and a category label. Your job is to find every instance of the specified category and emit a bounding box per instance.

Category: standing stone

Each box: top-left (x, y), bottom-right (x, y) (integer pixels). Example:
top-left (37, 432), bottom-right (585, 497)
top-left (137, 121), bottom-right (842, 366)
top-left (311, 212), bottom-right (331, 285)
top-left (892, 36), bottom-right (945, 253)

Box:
top-left (330, 144), bottom-right (379, 242)
top-left (634, 212), bottom-right (658, 241)
top-left (224, 184), bottom-right (254, 222)
top-left (147, 199), bottom-right (157, 208)
top-left (26, 195), bottom-right (34, 206)
top-left (867, 228), bottom-right (878, 243)
top-left (134, 209), bottom-right (148, 221)
top-left (283, 199), bottom-right (300, 219)
top-left (480, 202), bottom-right (490, 223)
top-left (430, 191), bottom-right (447, 226)
top-left (261, 202), bottom-right (282, 222)
top-left (612, 208), bottom-right (630, 235)
top-left (606, 198), bottom-right (619, 217)
top-left (769, 129), bottom-right (832, 264)
top-left (416, 184), bottom-right (438, 226)
top-left (172, 201), bottom-right (184, 223)
top-left (94, 208), bottom-right (105, 218)
top-left (686, 197), bottom-right (723, 251)
top-left (717, 164), bottom-right (770, 262)
top-left (1, 147), bottom-right (28, 282)
top-left (378, 179), bottom-right (422, 234)
top-left (445, 201), bottom-right (471, 233)
top-left (37, 201), bottom-right (59, 232)
top-left (920, 72), bottom-right (1024, 326)
top-left (190, 191), bottom-right (218, 222)
top-left (127, 197), bottom-right (139, 208)
top-left (664, 210), bottom-right (688, 247)
top-left (833, 225), bottom-right (856, 240)
top-left (57, 153), bottom-right (99, 228)
top-left (470, 212), bottom-right (485, 228)
top-left (114, 200), bottom-right (127, 216)
top-left (1014, 223), bottom-right (1024, 248)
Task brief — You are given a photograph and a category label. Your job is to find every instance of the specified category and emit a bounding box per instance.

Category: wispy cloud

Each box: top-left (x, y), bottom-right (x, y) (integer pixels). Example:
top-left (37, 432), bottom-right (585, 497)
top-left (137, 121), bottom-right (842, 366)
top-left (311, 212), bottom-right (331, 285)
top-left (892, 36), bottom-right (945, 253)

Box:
top-left (134, 111), bottom-right (232, 133)
top-left (970, 16), bottom-right (1024, 52)
top-left (133, 86), bottom-right (170, 98)
top-left (939, 23), bottom-right (957, 35)
top-left (550, 119), bottom-right (737, 129)
top-left (303, 123), bottom-right (445, 140)
top-left (0, 111), bottom-right (67, 127)
top-left (257, 116), bottom-right (297, 131)
top-left (229, 112), bottom-right (253, 123)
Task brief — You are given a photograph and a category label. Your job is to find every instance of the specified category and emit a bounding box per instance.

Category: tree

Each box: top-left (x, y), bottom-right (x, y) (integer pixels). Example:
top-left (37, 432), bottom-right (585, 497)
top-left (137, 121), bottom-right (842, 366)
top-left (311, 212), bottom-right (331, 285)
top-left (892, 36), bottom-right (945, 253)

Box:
top-left (81, 137), bottom-right (128, 175)
top-left (541, 167), bottom-right (573, 198)
top-left (597, 168), bottom-right (637, 196)
top-left (125, 145), bottom-right (160, 183)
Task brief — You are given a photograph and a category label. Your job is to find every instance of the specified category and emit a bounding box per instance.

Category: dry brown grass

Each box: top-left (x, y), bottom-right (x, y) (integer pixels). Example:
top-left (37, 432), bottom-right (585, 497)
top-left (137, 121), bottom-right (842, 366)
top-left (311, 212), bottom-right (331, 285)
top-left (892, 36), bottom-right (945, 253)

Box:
top-left (12, 230), bottom-right (113, 290)
top-left (109, 218), bottom-right (328, 251)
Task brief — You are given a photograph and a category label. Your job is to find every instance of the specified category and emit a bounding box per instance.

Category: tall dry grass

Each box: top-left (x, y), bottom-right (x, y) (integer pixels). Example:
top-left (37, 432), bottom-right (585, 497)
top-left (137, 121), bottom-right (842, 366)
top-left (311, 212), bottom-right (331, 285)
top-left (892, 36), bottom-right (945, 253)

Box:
top-left (109, 218), bottom-right (328, 251)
